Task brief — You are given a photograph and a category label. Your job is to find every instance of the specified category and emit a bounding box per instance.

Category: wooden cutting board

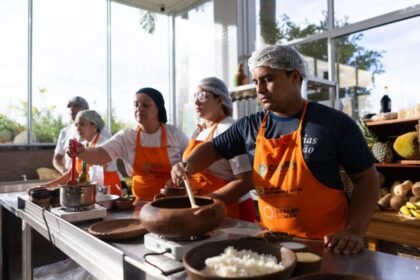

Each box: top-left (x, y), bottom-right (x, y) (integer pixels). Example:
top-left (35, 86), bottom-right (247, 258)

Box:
top-left (88, 219), bottom-right (147, 241)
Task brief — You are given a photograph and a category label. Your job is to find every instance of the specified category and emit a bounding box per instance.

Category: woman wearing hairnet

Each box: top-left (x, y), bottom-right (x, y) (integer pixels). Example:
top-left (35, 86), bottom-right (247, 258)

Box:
top-left (42, 110), bottom-right (123, 195)
top-left (183, 77), bottom-right (256, 221)
top-left (172, 45), bottom-right (379, 255)
top-left (69, 88), bottom-right (188, 202)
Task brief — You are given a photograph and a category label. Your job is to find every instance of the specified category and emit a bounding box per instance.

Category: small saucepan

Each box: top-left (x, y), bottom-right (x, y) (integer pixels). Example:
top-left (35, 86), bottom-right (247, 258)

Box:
top-left (60, 183), bottom-right (96, 211)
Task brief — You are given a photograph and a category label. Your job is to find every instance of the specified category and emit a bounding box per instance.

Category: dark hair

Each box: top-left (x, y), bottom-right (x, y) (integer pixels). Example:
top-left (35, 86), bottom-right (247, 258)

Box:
top-left (136, 87), bottom-right (168, 123)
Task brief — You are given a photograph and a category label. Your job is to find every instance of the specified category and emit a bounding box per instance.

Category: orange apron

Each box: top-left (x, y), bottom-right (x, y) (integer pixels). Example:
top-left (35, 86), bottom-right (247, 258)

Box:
top-left (183, 124), bottom-right (240, 219)
top-left (76, 134), bottom-right (123, 195)
top-left (253, 101), bottom-right (349, 239)
top-left (132, 125), bottom-right (171, 201)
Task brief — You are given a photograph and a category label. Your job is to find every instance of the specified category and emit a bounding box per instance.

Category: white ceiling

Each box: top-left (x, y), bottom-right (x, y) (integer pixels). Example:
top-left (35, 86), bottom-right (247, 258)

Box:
top-left (112, 0), bottom-right (206, 15)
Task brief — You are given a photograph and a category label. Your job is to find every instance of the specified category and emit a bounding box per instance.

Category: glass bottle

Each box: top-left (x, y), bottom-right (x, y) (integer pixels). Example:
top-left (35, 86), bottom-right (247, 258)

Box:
top-left (380, 86), bottom-right (391, 113)
top-left (78, 161), bottom-right (90, 184)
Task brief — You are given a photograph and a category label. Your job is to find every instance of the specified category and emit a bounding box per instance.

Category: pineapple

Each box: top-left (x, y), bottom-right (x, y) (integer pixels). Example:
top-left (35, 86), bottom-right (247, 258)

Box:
top-left (357, 120), bottom-right (377, 150)
top-left (372, 141), bottom-right (394, 163)
top-left (357, 120), bottom-right (394, 163)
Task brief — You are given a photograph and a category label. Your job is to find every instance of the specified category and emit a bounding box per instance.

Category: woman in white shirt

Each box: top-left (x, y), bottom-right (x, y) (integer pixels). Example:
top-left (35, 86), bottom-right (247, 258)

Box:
top-left (43, 110), bottom-right (123, 195)
top-left (182, 77), bottom-right (256, 221)
top-left (69, 88), bottom-right (188, 202)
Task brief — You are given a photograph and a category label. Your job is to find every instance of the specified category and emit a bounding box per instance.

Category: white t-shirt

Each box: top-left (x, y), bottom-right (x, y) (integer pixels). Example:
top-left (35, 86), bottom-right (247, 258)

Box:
top-left (194, 117), bottom-right (252, 180)
top-left (101, 124), bottom-right (189, 176)
top-left (54, 124), bottom-right (78, 170)
top-left (81, 130), bottom-right (119, 173)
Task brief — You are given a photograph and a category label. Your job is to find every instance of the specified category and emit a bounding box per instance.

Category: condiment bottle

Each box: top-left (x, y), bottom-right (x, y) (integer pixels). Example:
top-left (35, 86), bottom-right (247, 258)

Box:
top-left (78, 161), bottom-right (90, 184)
top-left (380, 86), bottom-right (391, 113)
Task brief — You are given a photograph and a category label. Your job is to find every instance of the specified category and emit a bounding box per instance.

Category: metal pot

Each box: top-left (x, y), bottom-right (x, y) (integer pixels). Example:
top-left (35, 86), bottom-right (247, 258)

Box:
top-left (60, 184), bottom-right (96, 211)
top-left (139, 196), bottom-right (226, 238)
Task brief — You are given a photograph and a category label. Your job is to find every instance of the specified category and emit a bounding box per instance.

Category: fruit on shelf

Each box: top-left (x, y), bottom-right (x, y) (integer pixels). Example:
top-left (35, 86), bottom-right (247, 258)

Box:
top-left (390, 195), bottom-right (408, 210)
top-left (393, 131), bottom-right (420, 160)
top-left (412, 181), bottom-right (420, 197)
top-left (372, 141), bottom-right (394, 163)
top-left (357, 120), bottom-right (377, 149)
top-left (399, 201), bottom-right (420, 218)
top-left (409, 196), bottom-right (420, 203)
top-left (393, 180), bottom-right (413, 196)
top-left (377, 193), bottom-right (392, 210)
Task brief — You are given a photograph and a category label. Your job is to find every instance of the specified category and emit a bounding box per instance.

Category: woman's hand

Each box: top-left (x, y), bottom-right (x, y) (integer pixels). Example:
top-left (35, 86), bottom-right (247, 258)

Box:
top-left (324, 229), bottom-right (365, 255)
top-left (67, 139), bottom-right (85, 157)
top-left (171, 162), bottom-right (189, 187)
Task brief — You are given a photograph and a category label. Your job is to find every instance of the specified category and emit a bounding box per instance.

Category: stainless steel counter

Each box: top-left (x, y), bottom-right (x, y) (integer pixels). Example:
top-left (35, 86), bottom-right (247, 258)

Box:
top-left (1, 181), bottom-right (420, 280)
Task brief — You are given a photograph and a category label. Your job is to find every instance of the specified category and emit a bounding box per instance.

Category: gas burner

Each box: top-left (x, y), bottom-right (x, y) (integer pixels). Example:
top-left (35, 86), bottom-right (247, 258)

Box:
top-left (159, 234), bottom-right (210, 242)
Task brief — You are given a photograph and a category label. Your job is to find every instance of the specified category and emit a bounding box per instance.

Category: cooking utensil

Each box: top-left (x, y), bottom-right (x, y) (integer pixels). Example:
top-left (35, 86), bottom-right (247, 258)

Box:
top-left (88, 219), bottom-right (147, 240)
top-left (96, 194), bottom-right (119, 210)
top-left (115, 197), bottom-right (135, 210)
top-left (139, 196), bottom-right (226, 238)
top-left (60, 183), bottom-right (96, 211)
top-left (68, 139), bottom-right (78, 186)
top-left (183, 172), bottom-right (198, 208)
top-left (114, 184), bottom-right (123, 196)
top-left (183, 238), bottom-right (296, 280)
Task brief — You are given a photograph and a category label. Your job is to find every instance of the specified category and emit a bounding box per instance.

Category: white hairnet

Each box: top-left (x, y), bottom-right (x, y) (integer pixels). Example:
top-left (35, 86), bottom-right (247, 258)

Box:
top-left (75, 110), bottom-right (105, 132)
top-left (67, 96), bottom-right (89, 110)
top-left (198, 77), bottom-right (233, 116)
top-left (248, 45), bottom-right (308, 79)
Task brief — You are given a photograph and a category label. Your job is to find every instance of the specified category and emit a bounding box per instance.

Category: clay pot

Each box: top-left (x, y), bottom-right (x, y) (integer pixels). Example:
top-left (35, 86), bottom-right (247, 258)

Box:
top-left (139, 196), bottom-right (226, 237)
top-left (183, 238), bottom-right (296, 280)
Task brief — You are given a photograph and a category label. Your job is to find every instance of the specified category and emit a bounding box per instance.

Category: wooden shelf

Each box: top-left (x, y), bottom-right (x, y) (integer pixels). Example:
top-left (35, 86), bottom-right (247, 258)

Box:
top-left (375, 161), bottom-right (420, 168)
top-left (365, 117), bottom-right (419, 127)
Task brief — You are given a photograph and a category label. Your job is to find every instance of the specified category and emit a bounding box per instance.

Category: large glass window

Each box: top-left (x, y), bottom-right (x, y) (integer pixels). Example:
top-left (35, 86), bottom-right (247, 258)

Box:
top-left (32, 0), bottom-right (107, 143)
top-left (175, 1), bottom-right (238, 137)
top-left (335, 0), bottom-right (420, 25)
top-left (257, 0), bottom-right (327, 46)
top-left (336, 17), bottom-right (420, 119)
top-left (111, 3), bottom-right (170, 132)
top-left (0, 0), bottom-right (28, 144)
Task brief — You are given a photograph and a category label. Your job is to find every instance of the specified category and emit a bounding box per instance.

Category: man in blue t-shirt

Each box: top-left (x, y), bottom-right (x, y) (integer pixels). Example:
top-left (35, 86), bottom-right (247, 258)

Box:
top-left (171, 45), bottom-right (379, 255)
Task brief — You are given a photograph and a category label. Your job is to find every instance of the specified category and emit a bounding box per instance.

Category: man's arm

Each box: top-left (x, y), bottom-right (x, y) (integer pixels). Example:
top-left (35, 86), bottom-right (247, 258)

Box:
top-left (324, 165), bottom-right (379, 254)
top-left (209, 171), bottom-right (253, 203)
top-left (52, 153), bottom-right (66, 175)
top-left (171, 142), bottom-right (222, 185)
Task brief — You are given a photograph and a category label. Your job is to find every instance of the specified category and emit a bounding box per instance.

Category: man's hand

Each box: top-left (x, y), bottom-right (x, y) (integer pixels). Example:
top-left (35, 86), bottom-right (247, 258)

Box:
top-left (324, 229), bottom-right (364, 255)
top-left (171, 162), bottom-right (190, 187)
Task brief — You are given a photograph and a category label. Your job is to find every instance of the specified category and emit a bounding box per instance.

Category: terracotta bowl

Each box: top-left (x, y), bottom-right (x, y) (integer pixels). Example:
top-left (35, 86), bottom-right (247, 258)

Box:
top-left (115, 197), bottom-right (135, 210)
top-left (183, 238), bottom-right (296, 280)
top-left (289, 273), bottom-right (376, 280)
top-left (292, 252), bottom-right (322, 276)
top-left (139, 196), bottom-right (226, 237)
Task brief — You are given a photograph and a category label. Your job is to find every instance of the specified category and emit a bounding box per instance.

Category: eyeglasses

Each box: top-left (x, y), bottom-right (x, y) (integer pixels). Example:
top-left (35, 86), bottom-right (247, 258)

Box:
top-left (193, 91), bottom-right (211, 103)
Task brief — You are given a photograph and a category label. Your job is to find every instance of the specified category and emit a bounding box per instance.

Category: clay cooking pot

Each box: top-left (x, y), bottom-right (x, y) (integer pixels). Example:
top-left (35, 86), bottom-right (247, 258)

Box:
top-left (139, 196), bottom-right (226, 237)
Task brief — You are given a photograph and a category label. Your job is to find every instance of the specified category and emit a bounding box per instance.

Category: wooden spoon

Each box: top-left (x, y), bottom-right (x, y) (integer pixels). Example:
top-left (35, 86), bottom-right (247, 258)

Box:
top-left (183, 177), bottom-right (198, 208)
top-left (67, 139), bottom-right (78, 186)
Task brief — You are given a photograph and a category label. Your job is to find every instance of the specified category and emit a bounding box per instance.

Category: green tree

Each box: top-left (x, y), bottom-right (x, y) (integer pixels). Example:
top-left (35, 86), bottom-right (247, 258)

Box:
top-left (261, 12), bottom-right (385, 76)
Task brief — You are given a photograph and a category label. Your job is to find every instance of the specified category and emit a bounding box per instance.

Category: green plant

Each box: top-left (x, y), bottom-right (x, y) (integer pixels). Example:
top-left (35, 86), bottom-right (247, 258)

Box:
top-left (0, 114), bottom-right (25, 143)
top-left (31, 105), bottom-right (65, 143)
